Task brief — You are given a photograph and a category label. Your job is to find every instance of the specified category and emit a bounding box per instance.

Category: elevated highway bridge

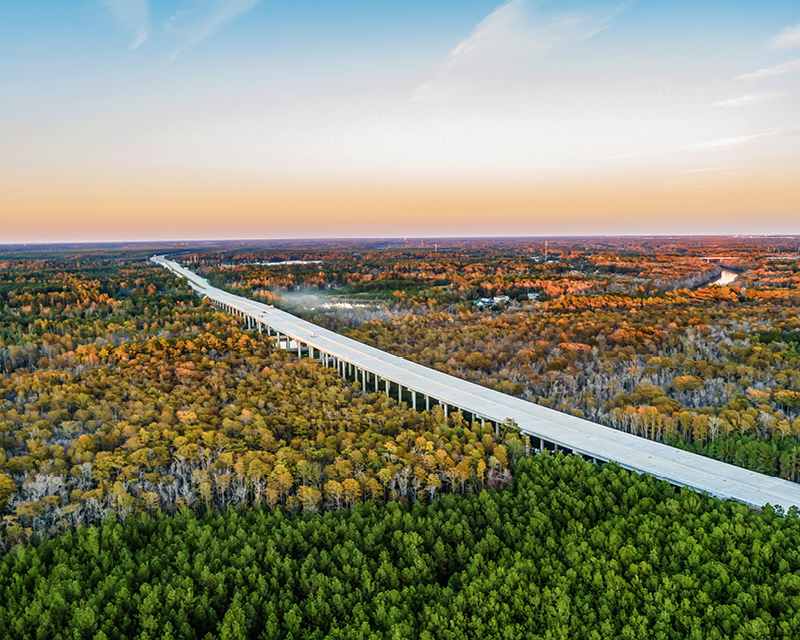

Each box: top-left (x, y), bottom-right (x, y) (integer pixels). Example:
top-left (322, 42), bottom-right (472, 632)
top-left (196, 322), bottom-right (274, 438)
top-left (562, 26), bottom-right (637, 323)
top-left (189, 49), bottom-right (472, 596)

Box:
top-left (152, 255), bottom-right (800, 512)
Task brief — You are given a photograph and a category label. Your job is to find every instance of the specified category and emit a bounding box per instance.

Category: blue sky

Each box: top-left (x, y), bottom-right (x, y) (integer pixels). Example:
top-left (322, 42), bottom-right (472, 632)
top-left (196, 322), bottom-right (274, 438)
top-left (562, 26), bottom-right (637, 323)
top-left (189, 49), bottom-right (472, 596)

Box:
top-left (1, 1), bottom-right (799, 240)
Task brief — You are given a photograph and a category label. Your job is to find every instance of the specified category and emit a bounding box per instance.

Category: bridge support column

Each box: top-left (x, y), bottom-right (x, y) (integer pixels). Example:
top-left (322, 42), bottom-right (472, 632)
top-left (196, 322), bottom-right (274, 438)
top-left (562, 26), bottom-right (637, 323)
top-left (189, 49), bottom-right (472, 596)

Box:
top-left (398, 384), bottom-right (402, 402)
top-left (297, 340), bottom-right (302, 357)
top-left (443, 404), bottom-right (448, 418)
top-left (385, 378), bottom-right (390, 397)
top-left (412, 391), bottom-right (417, 410)
top-left (362, 369), bottom-right (366, 390)
top-left (375, 375), bottom-right (379, 393)
top-left (425, 395), bottom-right (430, 411)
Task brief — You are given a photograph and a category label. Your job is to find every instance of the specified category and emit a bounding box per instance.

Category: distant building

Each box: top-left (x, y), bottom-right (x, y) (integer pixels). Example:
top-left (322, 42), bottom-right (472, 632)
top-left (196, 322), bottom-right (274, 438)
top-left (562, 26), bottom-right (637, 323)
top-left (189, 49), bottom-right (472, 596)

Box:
top-left (475, 296), bottom-right (510, 310)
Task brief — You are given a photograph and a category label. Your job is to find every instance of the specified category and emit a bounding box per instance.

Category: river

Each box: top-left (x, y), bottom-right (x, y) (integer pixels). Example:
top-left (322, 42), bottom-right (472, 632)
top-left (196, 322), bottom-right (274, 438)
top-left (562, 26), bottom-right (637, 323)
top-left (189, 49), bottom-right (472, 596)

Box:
top-left (703, 268), bottom-right (738, 287)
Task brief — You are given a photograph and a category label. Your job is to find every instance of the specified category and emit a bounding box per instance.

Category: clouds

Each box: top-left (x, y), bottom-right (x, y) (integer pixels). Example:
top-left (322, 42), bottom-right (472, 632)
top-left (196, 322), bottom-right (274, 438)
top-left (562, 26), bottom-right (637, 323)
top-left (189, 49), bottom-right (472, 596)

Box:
top-left (771, 22), bottom-right (800, 49)
top-left (413, 0), bottom-right (627, 100)
top-left (101, 0), bottom-right (261, 59)
top-left (166, 0), bottom-right (262, 61)
top-left (735, 58), bottom-right (800, 80)
top-left (444, 0), bottom-right (614, 67)
top-left (701, 19), bottom-right (800, 159)
top-left (688, 129), bottom-right (800, 151)
top-left (33, 0), bottom-right (800, 188)
top-left (731, 20), bottom-right (800, 84)
top-left (713, 92), bottom-right (780, 108)
top-left (103, 0), bottom-right (150, 49)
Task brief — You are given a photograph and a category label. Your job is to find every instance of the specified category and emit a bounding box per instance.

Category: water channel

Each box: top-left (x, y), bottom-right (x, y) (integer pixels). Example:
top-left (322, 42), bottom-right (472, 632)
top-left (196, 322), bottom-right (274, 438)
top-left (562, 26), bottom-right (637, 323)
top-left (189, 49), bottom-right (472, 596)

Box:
top-left (703, 268), bottom-right (739, 287)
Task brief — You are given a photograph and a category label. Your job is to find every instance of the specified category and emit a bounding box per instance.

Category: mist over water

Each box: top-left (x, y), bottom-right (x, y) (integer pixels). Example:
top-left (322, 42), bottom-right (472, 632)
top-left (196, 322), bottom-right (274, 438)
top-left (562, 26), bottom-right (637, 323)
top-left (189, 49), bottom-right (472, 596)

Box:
top-left (280, 291), bottom-right (380, 311)
top-left (279, 289), bottom-right (398, 326)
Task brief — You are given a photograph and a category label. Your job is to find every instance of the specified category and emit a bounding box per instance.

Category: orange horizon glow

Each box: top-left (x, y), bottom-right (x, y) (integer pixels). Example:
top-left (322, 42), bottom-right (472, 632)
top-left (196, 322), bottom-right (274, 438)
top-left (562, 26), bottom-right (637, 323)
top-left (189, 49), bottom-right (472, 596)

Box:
top-left (2, 173), bottom-right (799, 243)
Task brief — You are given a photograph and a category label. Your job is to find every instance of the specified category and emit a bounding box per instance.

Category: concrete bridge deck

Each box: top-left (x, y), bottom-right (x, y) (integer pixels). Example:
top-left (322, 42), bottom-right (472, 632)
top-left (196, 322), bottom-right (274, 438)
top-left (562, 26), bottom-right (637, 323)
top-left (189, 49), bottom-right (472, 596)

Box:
top-left (152, 255), bottom-right (800, 512)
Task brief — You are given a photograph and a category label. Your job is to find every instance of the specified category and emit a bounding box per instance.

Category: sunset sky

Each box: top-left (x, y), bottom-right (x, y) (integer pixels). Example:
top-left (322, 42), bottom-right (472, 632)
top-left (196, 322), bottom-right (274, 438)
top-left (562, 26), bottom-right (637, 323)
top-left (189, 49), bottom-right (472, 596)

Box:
top-left (2, 0), bottom-right (799, 242)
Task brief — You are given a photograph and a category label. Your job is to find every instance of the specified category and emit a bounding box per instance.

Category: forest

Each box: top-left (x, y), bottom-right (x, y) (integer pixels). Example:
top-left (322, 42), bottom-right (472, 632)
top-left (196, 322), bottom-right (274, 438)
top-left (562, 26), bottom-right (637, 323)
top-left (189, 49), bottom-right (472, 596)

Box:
top-left (3, 453), bottom-right (800, 639)
top-left (2, 238), bottom-right (800, 639)
top-left (0, 249), bottom-right (511, 551)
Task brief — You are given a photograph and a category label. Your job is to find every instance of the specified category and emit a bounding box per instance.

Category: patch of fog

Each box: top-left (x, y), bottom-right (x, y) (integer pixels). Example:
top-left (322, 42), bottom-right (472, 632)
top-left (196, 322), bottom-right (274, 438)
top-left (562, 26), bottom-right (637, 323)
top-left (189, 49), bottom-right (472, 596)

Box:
top-left (321, 301), bottom-right (376, 310)
top-left (281, 291), bottom-right (378, 310)
top-left (279, 289), bottom-right (443, 326)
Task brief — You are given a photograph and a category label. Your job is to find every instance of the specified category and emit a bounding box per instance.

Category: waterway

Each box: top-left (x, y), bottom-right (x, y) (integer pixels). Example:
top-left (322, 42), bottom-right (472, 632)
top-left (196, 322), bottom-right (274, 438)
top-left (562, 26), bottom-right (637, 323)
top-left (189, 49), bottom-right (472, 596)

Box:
top-left (703, 268), bottom-right (738, 287)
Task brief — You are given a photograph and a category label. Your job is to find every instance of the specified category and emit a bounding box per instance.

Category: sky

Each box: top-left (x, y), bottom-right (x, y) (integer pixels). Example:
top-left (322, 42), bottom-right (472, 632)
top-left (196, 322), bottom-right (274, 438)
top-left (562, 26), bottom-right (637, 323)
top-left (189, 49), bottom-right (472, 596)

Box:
top-left (1, 0), bottom-right (799, 242)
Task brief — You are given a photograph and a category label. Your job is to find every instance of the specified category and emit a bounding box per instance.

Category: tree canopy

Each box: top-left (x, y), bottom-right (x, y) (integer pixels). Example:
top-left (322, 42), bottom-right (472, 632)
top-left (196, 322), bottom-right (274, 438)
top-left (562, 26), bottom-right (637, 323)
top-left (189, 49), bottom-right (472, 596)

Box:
top-left (2, 453), bottom-right (800, 639)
